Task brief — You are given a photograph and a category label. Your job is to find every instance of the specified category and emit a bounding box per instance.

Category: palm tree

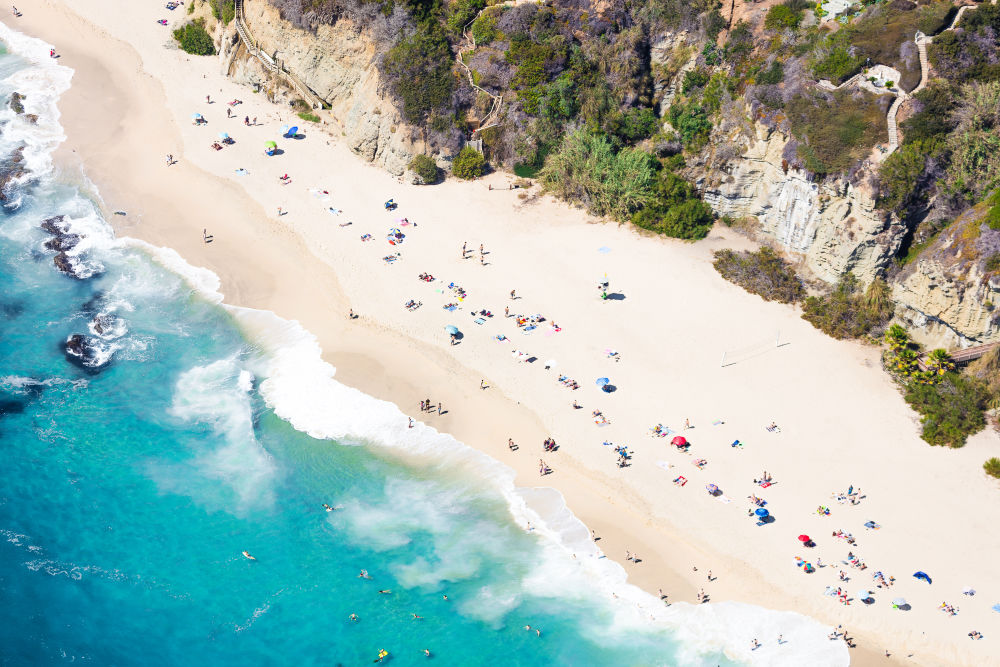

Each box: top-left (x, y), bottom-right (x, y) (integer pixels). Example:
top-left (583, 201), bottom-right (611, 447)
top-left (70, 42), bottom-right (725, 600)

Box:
top-left (988, 395), bottom-right (1000, 412)
top-left (884, 324), bottom-right (909, 351)
top-left (925, 348), bottom-right (955, 375)
top-left (984, 457), bottom-right (1000, 479)
top-left (864, 278), bottom-right (892, 317)
top-left (893, 348), bottom-right (919, 375)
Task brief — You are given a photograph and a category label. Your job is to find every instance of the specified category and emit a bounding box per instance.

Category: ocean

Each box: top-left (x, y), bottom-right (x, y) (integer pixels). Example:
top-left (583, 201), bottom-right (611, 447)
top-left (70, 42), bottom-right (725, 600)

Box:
top-left (0, 24), bottom-right (846, 667)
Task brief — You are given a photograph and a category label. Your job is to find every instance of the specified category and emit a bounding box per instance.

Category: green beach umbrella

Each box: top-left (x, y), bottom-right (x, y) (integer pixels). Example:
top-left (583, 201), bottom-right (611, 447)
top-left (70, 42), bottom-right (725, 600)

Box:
top-left (264, 141), bottom-right (277, 149)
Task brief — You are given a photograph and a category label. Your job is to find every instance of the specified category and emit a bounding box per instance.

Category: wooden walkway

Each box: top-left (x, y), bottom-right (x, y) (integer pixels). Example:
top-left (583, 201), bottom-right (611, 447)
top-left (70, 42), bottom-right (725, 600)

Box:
top-left (948, 341), bottom-right (998, 365)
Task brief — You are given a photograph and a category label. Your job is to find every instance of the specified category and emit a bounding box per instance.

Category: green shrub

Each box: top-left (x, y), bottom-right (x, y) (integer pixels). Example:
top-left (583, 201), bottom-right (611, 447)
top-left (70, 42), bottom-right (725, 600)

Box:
top-left (632, 172), bottom-right (714, 240)
top-left (811, 46), bottom-right (862, 83)
top-left (173, 20), bottom-right (215, 56)
top-left (297, 111), bottom-right (320, 123)
top-left (540, 129), bottom-right (657, 221)
top-left (409, 154), bottom-right (440, 183)
top-left (383, 25), bottom-right (455, 125)
top-left (985, 457), bottom-right (1000, 479)
top-left (786, 89), bottom-right (887, 175)
top-left (756, 61), bottom-right (784, 85)
top-left (604, 107), bottom-right (660, 143)
top-left (903, 83), bottom-right (957, 145)
top-left (877, 141), bottom-right (930, 212)
top-left (453, 146), bottom-right (486, 179)
top-left (987, 192), bottom-right (1000, 230)
top-left (712, 247), bottom-right (805, 303)
top-left (682, 68), bottom-right (710, 94)
top-left (802, 275), bottom-right (894, 339)
top-left (471, 11), bottom-right (500, 44)
top-left (765, 4), bottom-right (802, 30)
top-left (668, 102), bottom-right (712, 151)
top-left (985, 253), bottom-right (1000, 272)
top-left (904, 373), bottom-right (989, 447)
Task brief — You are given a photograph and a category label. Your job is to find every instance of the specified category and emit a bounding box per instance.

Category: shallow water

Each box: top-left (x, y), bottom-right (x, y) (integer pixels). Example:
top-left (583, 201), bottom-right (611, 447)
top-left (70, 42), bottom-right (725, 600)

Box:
top-left (0, 25), bottom-right (846, 667)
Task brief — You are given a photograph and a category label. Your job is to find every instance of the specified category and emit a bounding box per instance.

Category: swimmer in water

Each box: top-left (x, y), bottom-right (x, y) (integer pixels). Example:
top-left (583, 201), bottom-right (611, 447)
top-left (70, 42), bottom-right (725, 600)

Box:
top-left (378, 590), bottom-right (392, 595)
top-left (242, 551), bottom-right (255, 560)
top-left (442, 594), bottom-right (448, 601)
top-left (412, 613), bottom-right (423, 620)
top-left (423, 649), bottom-right (431, 657)
top-left (524, 625), bottom-right (531, 631)
top-left (323, 503), bottom-right (333, 512)
top-left (358, 570), bottom-right (371, 579)
top-left (349, 613), bottom-right (359, 622)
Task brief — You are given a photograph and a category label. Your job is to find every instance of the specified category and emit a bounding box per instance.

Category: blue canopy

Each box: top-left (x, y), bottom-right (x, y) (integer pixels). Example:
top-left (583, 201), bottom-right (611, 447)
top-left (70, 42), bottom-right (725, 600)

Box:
top-left (754, 508), bottom-right (769, 517)
top-left (913, 571), bottom-right (932, 584)
top-left (444, 325), bottom-right (459, 335)
top-left (595, 377), bottom-right (610, 387)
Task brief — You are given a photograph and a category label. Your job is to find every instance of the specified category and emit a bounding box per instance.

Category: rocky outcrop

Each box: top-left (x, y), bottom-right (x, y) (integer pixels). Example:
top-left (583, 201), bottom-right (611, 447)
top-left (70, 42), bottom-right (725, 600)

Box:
top-left (40, 215), bottom-right (95, 279)
top-left (698, 124), bottom-right (906, 285)
top-left (220, 0), bottom-right (419, 174)
top-left (0, 146), bottom-right (26, 201)
top-left (892, 208), bottom-right (1000, 347)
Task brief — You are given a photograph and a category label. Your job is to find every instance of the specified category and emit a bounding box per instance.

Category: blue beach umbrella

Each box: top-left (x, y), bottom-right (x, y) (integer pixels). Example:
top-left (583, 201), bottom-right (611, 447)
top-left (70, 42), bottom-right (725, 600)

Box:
top-left (913, 571), bottom-right (932, 584)
top-left (285, 126), bottom-right (299, 137)
top-left (857, 590), bottom-right (871, 600)
top-left (595, 377), bottom-right (610, 387)
top-left (992, 603), bottom-right (1000, 613)
top-left (218, 132), bottom-right (229, 140)
top-left (444, 325), bottom-right (459, 335)
top-left (754, 508), bottom-right (769, 518)
top-left (281, 125), bottom-right (289, 135)
top-left (191, 112), bottom-right (203, 119)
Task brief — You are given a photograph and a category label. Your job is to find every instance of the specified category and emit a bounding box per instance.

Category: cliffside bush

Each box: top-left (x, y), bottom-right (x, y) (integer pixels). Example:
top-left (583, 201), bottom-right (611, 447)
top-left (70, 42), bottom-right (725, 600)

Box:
top-left (173, 20), bottom-right (215, 56)
top-left (802, 275), bottom-right (893, 339)
top-left (712, 247), bottom-right (804, 303)
top-left (631, 172), bottom-right (714, 239)
top-left (409, 154), bottom-right (440, 183)
top-left (382, 25), bottom-right (455, 125)
top-left (209, 0), bottom-right (235, 24)
top-left (667, 101), bottom-right (712, 151)
top-left (985, 457), bottom-right (1000, 479)
top-left (786, 90), bottom-right (887, 175)
top-left (540, 130), bottom-right (656, 221)
top-left (453, 146), bottom-right (485, 179)
top-left (904, 373), bottom-right (989, 447)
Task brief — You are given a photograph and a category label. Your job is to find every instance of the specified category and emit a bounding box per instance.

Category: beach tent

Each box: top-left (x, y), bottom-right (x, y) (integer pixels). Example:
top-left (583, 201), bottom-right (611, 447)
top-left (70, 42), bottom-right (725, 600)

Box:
top-left (444, 325), bottom-right (459, 335)
top-left (671, 436), bottom-right (687, 447)
top-left (913, 571), bottom-right (932, 584)
top-left (595, 377), bottom-right (610, 387)
top-left (962, 586), bottom-right (976, 596)
top-left (891, 597), bottom-right (907, 608)
top-left (705, 484), bottom-right (719, 495)
top-left (798, 534), bottom-right (811, 542)
top-left (754, 508), bottom-right (769, 518)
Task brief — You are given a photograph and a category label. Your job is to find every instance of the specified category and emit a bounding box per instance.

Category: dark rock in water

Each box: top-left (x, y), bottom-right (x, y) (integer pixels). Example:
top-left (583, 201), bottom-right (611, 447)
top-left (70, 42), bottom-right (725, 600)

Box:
top-left (63, 334), bottom-right (111, 372)
top-left (0, 146), bottom-right (26, 201)
top-left (24, 113), bottom-right (38, 125)
top-left (0, 398), bottom-right (26, 417)
top-left (53, 252), bottom-right (79, 278)
top-left (65, 334), bottom-right (89, 358)
top-left (91, 313), bottom-right (114, 335)
top-left (40, 215), bottom-right (66, 235)
top-left (0, 301), bottom-right (25, 319)
top-left (81, 292), bottom-right (106, 315)
top-left (9, 91), bottom-right (24, 114)
top-left (43, 233), bottom-right (80, 252)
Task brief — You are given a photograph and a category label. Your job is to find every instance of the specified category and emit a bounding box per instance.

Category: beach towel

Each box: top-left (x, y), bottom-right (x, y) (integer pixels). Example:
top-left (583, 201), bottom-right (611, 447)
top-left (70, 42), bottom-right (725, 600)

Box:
top-left (655, 461), bottom-right (674, 472)
top-left (235, 168), bottom-right (249, 175)
top-left (523, 325), bottom-right (537, 334)
top-left (716, 495), bottom-right (732, 504)
top-left (444, 305), bottom-right (457, 311)
top-left (328, 208), bottom-right (341, 215)
top-left (712, 419), bottom-right (724, 426)
top-left (474, 318), bottom-right (486, 325)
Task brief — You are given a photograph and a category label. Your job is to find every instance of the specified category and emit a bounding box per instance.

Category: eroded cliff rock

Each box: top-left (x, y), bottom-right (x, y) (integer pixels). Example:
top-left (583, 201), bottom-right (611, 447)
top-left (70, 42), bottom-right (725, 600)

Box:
top-left (892, 207), bottom-right (1000, 347)
top-left (698, 124), bottom-right (906, 285)
top-left (221, 0), bottom-right (419, 174)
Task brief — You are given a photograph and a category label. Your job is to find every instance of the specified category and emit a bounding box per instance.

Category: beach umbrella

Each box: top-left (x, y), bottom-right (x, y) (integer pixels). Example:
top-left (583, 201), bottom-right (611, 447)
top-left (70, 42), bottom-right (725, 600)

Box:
top-left (892, 597), bottom-right (907, 607)
top-left (671, 436), bottom-right (687, 447)
top-left (444, 325), bottom-right (459, 335)
top-left (543, 359), bottom-right (557, 369)
top-left (857, 590), bottom-right (871, 600)
top-left (281, 125), bottom-right (289, 135)
top-left (265, 141), bottom-right (277, 149)
top-left (992, 603), bottom-right (1000, 613)
top-left (286, 125), bottom-right (299, 137)
top-left (595, 377), bottom-right (610, 387)
top-left (705, 484), bottom-right (719, 494)
top-left (913, 571), bottom-right (932, 584)
top-left (218, 132), bottom-right (229, 140)
top-left (797, 534), bottom-right (811, 542)
top-left (962, 586), bottom-right (976, 596)
top-left (598, 246), bottom-right (611, 254)
top-left (754, 508), bottom-right (769, 518)
top-left (191, 112), bottom-right (203, 119)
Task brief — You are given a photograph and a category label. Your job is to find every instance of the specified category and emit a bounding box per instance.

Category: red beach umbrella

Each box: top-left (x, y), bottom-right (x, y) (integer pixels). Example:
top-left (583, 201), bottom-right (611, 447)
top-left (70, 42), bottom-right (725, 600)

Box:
top-left (798, 534), bottom-right (811, 542)
top-left (671, 436), bottom-right (687, 446)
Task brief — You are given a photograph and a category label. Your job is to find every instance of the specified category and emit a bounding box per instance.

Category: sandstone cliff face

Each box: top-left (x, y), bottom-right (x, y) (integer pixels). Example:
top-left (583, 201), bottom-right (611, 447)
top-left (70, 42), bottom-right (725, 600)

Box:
top-left (698, 124), bottom-right (907, 285)
top-left (892, 208), bottom-right (1000, 347)
top-left (220, 0), bottom-right (418, 174)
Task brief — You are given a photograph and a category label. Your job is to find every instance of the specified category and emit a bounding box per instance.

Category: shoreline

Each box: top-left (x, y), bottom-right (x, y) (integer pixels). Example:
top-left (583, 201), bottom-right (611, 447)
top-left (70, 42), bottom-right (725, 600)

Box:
top-left (8, 2), bottom-right (1000, 665)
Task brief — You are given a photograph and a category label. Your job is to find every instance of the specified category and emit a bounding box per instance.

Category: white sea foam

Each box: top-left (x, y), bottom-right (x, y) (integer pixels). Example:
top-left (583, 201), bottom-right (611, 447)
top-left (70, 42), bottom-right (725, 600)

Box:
top-left (0, 375), bottom-right (88, 392)
top-left (166, 357), bottom-right (276, 510)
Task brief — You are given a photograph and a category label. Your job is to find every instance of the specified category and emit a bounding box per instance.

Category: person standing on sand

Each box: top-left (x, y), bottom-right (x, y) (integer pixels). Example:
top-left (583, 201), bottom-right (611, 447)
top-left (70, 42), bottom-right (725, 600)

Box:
top-left (420, 400), bottom-right (425, 412)
top-left (166, 154), bottom-right (173, 166)
top-left (510, 289), bottom-right (516, 300)
top-left (206, 95), bottom-right (211, 104)
top-left (437, 402), bottom-right (442, 414)
top-left (408, 418), bottom-right (414, 429)
top-left (461, 242), bottom-right (466, 258)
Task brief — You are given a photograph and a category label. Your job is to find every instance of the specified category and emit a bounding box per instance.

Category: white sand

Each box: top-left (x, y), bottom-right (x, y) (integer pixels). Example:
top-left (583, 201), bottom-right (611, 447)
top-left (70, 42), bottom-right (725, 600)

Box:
top-left (10, 1), bottom-right (1000, 664)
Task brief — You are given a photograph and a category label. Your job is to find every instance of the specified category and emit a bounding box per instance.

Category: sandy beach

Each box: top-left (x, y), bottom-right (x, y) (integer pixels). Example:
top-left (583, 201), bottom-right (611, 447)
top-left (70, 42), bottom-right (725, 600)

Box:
top-left (8, 1), bottom-right (1000, 664)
